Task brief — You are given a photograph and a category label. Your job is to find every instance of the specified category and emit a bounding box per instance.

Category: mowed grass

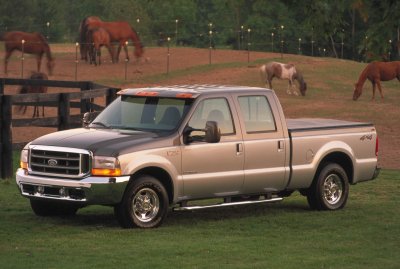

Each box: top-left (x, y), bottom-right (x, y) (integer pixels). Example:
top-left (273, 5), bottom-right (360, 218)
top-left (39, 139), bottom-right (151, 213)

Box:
top-left (1, 170), bottom-right (399, 269)
top-left (2, 50), bottom-right (400, 268)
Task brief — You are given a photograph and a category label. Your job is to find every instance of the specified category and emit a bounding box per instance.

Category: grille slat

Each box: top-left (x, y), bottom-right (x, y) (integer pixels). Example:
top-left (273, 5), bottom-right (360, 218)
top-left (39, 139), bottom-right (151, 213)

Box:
top-left (29, 147), bottom-right (90, 178)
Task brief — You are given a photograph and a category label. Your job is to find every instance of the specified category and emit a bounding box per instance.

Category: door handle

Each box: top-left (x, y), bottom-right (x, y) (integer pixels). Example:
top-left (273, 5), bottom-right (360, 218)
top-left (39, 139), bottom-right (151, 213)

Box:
top-left (278, 140), bottom-right (284, 151)
top-left (236, 143), bottom-right (243, 154)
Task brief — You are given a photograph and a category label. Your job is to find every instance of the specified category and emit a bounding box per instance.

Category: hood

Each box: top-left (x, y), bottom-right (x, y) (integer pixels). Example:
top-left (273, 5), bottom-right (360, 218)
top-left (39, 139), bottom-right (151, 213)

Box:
top-left (30, 128), bottom-right (163, 156)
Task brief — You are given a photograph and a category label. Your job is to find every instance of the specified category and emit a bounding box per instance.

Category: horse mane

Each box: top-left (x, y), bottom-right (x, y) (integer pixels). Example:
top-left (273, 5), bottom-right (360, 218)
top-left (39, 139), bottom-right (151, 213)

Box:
top-left (355, 64), bottom-right (370, 91)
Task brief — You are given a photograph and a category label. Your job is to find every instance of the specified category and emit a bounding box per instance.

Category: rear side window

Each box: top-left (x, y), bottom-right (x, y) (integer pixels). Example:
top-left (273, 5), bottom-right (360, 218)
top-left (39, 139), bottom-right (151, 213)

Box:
top-left (238, 96), bottom-right (276, 133)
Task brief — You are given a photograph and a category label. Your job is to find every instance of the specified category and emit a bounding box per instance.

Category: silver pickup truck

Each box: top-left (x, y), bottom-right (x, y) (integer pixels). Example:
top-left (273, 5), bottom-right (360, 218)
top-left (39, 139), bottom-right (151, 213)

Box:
top-left (16, 85), bottom-right (380, 228)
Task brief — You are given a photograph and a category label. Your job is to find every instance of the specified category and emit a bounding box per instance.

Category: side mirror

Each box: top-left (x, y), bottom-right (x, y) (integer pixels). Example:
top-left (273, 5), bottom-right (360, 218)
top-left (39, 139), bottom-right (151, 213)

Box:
top-left (183, 121), bottom-right (221, 144)
top-left (82, 112), bottom-right (92, 127)
top-left (204, 121), bottom-right (221, 143)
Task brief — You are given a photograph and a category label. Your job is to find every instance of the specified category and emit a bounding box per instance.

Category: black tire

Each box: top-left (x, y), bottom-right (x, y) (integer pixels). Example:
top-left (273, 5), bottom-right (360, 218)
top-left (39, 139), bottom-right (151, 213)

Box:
top-left (307, 163), bottom-right (349, 210)
top-left (114, 175), bottom-right (169, 228)
top-left (30, 199), bottom-right (79, 216)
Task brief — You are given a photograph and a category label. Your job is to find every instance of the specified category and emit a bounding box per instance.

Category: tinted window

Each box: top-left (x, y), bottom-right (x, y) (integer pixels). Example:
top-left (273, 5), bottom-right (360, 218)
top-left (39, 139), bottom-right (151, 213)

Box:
top-left (238, 96), bottom-right (276, 133)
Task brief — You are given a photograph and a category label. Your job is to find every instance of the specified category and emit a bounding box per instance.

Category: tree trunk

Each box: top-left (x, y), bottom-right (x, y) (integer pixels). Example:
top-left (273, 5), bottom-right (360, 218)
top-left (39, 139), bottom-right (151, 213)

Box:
top-left (330, 35), bottom-right (338, 58)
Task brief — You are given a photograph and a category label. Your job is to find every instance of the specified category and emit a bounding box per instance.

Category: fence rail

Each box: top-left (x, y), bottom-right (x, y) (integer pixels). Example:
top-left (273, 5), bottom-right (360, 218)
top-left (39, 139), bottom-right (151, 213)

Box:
top-left (0, 78), bottom-right (119, 179)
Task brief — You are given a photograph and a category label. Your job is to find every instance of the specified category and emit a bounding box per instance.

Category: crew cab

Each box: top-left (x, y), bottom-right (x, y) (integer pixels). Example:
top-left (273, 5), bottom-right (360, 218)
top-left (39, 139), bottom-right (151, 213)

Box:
top-left (16, 85), bottom-right (380, 228)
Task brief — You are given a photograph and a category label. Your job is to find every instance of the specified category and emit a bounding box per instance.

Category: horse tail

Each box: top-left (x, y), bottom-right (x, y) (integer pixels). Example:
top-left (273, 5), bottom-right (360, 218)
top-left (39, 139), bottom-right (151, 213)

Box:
top-left (0, 32), bottom-right (5, 41)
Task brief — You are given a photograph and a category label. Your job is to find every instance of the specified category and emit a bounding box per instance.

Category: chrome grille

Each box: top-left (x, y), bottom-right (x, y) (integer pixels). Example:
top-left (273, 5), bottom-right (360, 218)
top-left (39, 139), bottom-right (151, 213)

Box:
top-left (29, 146), bottom-right (91, 178)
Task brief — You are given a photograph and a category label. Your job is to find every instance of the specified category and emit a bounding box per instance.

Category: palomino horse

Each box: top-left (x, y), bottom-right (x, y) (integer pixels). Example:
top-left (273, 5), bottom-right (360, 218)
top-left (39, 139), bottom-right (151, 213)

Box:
top-left (16, 72), bottom-right (48, 118)
top-left (86, 27), bottom-right (115, 65)
top-left (260, 62), bottom-right (307, 96)
top-left (353, 61), bottom-right (400, 101)
top-left (83, 17), bottom-right (144, 62)
top-left (0, 31), bottom-right (55, 75)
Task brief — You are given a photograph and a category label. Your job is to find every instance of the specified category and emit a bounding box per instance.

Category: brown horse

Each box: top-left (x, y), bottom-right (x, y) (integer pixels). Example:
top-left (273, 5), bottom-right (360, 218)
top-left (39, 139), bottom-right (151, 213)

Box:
top-left (78, 16), bottom-right (102, 61)
top-left (16, 72), bottom-right (48, 118)
top-left (260, 62), bottom-right (307, 96)
top-left (353, 61), bottom-right (400, 101)
top-left (0, 31), bottom-right (55, 75)
top-left (84, 17), bottom-right (144, 62)
top-left (86, 27), bottom-right (115, 65)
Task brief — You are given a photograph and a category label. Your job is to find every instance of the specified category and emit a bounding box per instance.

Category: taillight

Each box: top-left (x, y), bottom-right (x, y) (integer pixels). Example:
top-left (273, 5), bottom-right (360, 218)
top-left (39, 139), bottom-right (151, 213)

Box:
top-left (375, 136), bottom-right (379, 157)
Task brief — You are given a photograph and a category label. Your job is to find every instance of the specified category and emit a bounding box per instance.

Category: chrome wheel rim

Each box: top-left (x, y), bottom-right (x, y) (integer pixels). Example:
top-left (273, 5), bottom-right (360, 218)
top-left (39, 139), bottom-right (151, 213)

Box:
top-left (323, 174), bottom-right (343, 205)
top-left (132, 188), bottom-right (160, 222)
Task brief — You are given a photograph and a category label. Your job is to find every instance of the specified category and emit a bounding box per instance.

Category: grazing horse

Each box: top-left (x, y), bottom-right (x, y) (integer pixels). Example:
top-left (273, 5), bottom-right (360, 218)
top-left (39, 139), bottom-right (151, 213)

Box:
top-left (84, 17), bottom-right (144, 62)
top-left (78, 16), bottom-right (102, 61)
top-left (260, 62), bottom-right (307, 96)
top-left (16, 72), bottom-right (48, 118)
top-left (0, 31), bottom-right (55, 75)
top-left (86, 27), bottom-right (115, 65)
top-left (353, 61), bottom-right (400, 101)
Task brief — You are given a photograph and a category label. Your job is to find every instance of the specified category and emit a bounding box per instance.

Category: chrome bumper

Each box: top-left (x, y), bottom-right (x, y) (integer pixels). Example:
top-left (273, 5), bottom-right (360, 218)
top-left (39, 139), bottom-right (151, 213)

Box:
top-left (16, 168), bottom-right (130, 205)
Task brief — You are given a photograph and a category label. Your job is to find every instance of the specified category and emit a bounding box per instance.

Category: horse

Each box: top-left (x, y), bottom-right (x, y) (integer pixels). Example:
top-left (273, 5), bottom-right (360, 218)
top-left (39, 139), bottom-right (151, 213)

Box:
top-left (84, 18), bottom-right (144, 62)
top-left (260, 62), bottom-right (307, 96)
top-left (16, 72), bottom-right (48, 118)
top-left (86, 27), bottom-right (115, 65)
top-left (78, 16), bottom-right (102, 61)
top-left (0, 31), bottom-right (55, 75)
top-left (353, 61), bottom-right (400, 101)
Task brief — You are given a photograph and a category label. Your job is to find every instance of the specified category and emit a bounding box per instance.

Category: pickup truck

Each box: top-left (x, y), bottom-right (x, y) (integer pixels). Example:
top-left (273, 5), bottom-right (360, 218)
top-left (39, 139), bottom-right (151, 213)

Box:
top-left (16, 85), bottom-right (380, 228)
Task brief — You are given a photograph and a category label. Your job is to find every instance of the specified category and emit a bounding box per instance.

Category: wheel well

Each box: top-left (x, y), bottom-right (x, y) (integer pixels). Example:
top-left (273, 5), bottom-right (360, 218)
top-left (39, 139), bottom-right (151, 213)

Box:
top-left (132, 167), bottom-right (174, 204)
top-left (317, 152), bottom-right (354, 183)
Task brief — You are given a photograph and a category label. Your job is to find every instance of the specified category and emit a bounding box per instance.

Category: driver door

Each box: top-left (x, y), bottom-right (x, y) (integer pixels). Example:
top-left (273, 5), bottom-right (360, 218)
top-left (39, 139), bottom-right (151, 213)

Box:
top-left (181, 97), bottom-right (244, 199)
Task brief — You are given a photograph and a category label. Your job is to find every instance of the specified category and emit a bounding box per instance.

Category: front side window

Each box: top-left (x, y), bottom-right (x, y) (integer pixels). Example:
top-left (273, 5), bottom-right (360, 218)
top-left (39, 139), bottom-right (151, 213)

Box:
top-left (188, 98), bottom-right (234, 136)
top-left (91, 96), bottom-right (193, 132)
top-left (238, 96), bottom-right (276, 133)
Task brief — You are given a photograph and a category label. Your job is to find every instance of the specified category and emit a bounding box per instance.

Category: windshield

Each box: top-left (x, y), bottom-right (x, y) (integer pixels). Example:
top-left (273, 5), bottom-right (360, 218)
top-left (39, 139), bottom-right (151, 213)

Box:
top-left (90, 96), bottom-right (193, 132)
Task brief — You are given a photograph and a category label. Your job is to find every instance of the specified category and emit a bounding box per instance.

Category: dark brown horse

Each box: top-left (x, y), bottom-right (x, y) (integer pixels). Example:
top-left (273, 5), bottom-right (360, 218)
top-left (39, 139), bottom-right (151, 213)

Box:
top-left (16, 72), bottom-right (48, 118)
top-left (0, 31), bottom-right (55, 75)
top-left (260, 62), bottom-right (307, 96)
top-left (78, 16), bottom-right (102, 61)
top-left (353, 61), bottom-right (400, 101)
top-left (84, 17), bottom-right (144, 62)
top-left (86, 27), bottom-right (115, 65)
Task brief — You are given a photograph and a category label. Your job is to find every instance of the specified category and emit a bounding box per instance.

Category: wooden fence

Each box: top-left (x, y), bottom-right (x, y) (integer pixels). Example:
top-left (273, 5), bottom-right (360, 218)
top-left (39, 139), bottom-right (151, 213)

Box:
top-left (0, 78), bottom-right (120, 179)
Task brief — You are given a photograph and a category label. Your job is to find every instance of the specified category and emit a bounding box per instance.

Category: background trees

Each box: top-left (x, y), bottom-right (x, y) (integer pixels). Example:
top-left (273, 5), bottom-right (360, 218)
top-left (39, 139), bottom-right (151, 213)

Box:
top-left (0, 0), bottom-right (398, 61)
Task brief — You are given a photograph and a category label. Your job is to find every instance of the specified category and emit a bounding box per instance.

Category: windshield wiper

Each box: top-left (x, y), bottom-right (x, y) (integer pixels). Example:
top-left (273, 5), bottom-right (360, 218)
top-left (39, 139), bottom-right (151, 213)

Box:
top-left (90, 122), bottom-right (110, 128)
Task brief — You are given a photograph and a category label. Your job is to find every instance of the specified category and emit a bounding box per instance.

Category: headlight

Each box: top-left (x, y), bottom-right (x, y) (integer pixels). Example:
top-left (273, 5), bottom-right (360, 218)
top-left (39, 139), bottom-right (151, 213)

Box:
top-left (20, 148), bottom-right (29, 170)
top-left (91, 156), bottom-right (121, 177)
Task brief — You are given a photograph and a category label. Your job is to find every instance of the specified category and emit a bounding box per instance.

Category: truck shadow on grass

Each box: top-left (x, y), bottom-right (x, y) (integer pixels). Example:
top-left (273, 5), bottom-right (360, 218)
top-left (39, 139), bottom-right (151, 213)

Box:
top-left (33, 200), bottom-right (311, 228)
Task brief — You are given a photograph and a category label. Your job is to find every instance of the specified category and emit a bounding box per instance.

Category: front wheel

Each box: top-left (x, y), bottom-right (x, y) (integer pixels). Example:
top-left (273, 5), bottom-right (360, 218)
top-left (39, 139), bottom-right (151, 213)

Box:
top-left (114, 175), bottom-right (169, 228)
top-left (307, 163), bottom-right (349, 210)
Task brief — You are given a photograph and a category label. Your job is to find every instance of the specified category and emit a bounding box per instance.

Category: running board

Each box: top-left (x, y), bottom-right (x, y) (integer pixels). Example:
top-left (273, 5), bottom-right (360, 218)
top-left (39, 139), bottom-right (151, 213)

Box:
top-left (173, 197), bottom-right (283, 211)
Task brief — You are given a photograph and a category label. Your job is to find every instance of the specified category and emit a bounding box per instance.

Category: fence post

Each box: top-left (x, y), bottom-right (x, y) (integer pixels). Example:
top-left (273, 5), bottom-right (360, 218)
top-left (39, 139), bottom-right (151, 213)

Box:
top-left (0, 79), bottom-right (4, 94)
top-left (80, 82), bottom-right (91, 114)
top-left (58, 93), bottom-right (70, 131)
top-left (106, 88), bottom-right (118, 106)
top-left (0, 95), bottom-right (13, 179)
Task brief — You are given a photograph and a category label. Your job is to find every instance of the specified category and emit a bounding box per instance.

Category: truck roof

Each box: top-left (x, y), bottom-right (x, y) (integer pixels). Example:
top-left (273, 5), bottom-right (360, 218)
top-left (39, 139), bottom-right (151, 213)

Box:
top-left (117, 85), bottom-right (272, 98)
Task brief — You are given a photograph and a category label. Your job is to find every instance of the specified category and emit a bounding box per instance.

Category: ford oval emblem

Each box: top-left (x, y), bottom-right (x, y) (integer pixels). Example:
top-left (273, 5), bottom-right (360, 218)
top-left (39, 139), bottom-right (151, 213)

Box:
top-left (48, 159), bottom-right (58, 166)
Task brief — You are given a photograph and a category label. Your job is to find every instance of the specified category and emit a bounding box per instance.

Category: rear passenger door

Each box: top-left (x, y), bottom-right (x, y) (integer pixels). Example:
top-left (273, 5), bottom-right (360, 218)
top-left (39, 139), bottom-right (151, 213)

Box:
top-left (233, 94), bottom-right (289, 193)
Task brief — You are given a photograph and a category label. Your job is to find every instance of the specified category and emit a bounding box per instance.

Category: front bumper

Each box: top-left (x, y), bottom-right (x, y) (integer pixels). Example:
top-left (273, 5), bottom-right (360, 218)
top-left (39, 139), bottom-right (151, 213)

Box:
top-left (16, 168), bottom-right (130, 205)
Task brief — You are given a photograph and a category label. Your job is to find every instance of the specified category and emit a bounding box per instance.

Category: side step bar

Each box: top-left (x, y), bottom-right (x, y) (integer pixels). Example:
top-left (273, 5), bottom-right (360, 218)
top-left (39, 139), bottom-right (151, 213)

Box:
top-left (173, 197), bottom-right (283, 211)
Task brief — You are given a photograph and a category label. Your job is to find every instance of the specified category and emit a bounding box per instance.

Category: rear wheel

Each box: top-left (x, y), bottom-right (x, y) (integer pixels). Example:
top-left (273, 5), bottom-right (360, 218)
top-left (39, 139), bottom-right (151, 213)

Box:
top-left (307, 163), bottom-right (349, 210)
top-left (30, 199), bottom-right (79, 216)
top-left (114, 175), bottom-right (169, 228)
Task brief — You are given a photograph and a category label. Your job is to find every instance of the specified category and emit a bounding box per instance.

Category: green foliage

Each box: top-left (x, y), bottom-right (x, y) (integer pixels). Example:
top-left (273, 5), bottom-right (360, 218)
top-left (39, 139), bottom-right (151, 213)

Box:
top-left (0, 1), bottom-right (398, 60)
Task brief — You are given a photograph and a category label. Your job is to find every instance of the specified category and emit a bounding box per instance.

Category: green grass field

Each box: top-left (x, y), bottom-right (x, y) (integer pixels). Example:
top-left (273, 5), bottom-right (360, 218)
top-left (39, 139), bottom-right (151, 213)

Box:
top-left (1, 170), bottom-right (399, 269)
top-left (1, 51), bottom-right (400, 268)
